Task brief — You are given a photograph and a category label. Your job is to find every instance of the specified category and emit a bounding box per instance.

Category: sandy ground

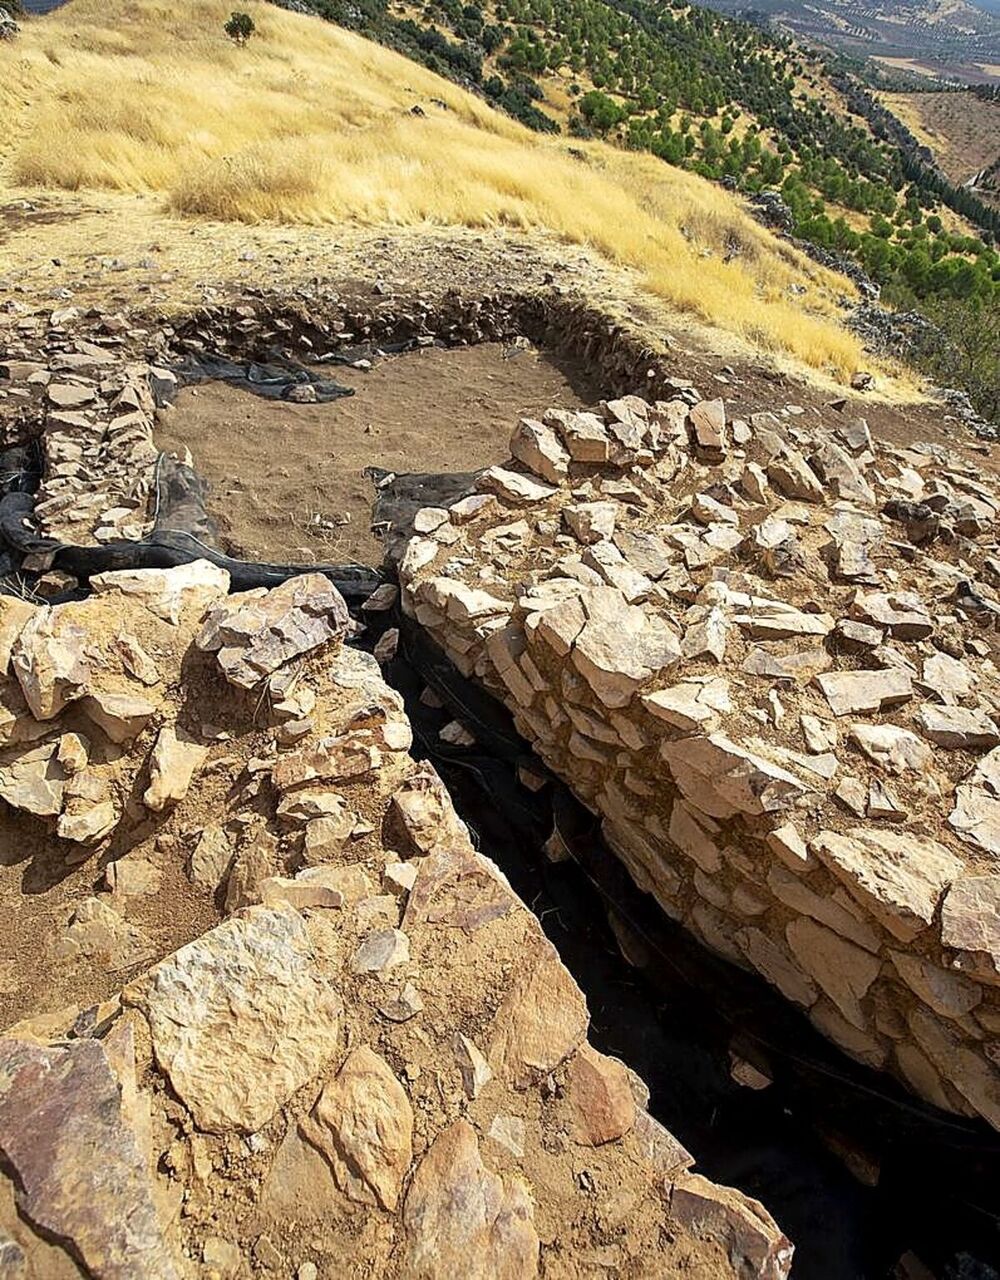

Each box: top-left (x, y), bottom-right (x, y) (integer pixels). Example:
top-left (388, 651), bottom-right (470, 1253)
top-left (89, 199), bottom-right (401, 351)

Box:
top-left (156, 343), bottom-right (602, 565)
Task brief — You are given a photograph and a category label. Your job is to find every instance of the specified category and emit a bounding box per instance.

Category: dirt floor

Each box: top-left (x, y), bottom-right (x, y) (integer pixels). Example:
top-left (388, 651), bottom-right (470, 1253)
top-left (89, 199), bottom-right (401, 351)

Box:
top-left (156, 342), bottom-right (602, 566)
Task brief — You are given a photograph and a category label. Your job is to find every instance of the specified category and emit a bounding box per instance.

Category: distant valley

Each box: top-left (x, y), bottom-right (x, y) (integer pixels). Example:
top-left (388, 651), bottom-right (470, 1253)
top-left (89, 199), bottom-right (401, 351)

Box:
top-left (697, 0), bottom-right (1000, 82)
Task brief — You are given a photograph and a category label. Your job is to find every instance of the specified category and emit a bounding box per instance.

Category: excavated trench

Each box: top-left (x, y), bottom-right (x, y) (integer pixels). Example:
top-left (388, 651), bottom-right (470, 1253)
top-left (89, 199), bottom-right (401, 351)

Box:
top-left (377, 612), bottom-right (1000, 1280)
top-left (4, 300), bottom-right (1000, 1278)
top-left (163, 335), bottom-right (1000, 1278)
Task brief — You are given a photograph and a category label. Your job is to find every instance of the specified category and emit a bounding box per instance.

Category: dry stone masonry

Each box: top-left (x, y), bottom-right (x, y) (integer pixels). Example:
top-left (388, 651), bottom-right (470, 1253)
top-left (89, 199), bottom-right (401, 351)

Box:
top-left (0, 288), bottom-right (756, 552)
top-left (4, 289), bottom-right (1000, 1268)
top-left (395, 393), bottom-right (1000, 1129)
top-left (0, 564), bottom-right (790, 1279)
top-left (5, 345), bottom-right (168, 546)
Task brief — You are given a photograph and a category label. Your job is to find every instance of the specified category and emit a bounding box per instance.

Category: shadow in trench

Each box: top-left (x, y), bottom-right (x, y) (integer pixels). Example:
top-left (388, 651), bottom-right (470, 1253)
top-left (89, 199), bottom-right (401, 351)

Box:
top-left (378, 623), bottom-right (1000, 1280)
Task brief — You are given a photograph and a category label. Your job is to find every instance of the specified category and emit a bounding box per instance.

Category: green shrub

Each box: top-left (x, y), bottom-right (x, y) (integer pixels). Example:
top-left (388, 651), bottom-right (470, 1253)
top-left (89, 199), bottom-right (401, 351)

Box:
top-left (225, 12), bottom-right (255, 44)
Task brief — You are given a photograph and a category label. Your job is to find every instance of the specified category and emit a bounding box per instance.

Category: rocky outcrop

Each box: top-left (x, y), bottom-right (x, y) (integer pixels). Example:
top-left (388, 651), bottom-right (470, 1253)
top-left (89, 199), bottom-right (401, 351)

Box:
top-left (0, 565), bottom-right (789, 1279)
top-left (395, 394), bottom-right (1000, 1129)
top-left (0, 7), bottom-right (19, 41)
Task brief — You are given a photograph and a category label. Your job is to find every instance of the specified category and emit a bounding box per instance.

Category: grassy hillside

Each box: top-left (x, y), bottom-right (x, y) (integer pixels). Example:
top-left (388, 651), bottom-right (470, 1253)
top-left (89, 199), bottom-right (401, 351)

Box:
top-left (0, 0), bottom-right (868, 377)
top-left (318, 0), bottom-right (999, 411)
top-left (365, 0), bottom-right (1000, 272)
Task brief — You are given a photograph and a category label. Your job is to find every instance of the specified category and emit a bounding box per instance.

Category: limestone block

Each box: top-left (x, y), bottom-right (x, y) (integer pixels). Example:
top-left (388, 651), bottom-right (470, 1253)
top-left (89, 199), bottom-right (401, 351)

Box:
top-left (300, 1046), bottom-right (413, 1212)
top-left (785, 917), bottom-right (880, 1030)
top-left (124, 904), bottom-right (342, 1133)
top-left (400, 1120), bottom-right (538, 1280)
top-left (940, 875), bottom-right (1000, 987)
top-left (812, 828), bottom-right (963, 943)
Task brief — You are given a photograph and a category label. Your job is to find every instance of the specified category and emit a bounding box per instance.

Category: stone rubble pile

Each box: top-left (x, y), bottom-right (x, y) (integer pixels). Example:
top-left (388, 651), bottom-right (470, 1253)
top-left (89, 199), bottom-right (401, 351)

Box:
top-left (395, 392), bottom-right (1000, 1129)
top-left (0, 563), bottom-right (791, 1279)
top-left (0, 324), bottom-right (172, 546)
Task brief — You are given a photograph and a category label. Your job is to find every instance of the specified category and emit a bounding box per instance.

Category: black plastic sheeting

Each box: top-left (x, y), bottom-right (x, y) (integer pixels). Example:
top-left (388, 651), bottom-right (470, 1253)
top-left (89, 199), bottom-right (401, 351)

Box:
top-left (172, 351), bottom-right (355, 403)
top-left (368, 466), bottom-right (482, 560)
top-left (369, 466), bottom-right (483, 527)
top-left (0, 447), bottom-right (381, 603)
top-left (384, 614), bottom-right (1000, 1280)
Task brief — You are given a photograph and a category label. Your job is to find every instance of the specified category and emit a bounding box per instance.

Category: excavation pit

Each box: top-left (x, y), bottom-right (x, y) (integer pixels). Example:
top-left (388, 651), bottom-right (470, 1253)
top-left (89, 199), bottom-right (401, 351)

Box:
top-left (3, 292), bottom-right (1000, 1278)
top-left (157, 340), bottom-right (602, 566)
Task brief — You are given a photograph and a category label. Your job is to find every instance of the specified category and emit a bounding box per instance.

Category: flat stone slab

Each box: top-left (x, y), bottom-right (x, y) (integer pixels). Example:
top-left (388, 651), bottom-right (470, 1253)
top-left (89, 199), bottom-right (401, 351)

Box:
top-left (812, 828), bottom-right (963, 943)
top-left (0, 1037), bottom-right (181, 1280)
top-left (813, 669), bottom-right (913, 716)
top-left (124, 904), bottom-right (342, 1133)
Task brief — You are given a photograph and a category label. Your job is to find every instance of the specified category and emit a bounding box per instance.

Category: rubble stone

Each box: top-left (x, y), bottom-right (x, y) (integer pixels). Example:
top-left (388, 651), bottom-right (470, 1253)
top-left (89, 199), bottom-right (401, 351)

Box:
top-left (0, 1038), bottom-right (181, 1280)
top-left (401, 1120), bottom-right (539, 1280)
top-left (564, 501), bottom-right (617, 545)
top-left (83, 691), bottom-right (156, 744)
top-left (490, 935), bottom-right (589, 1088)
top-left (90, 561), bottom-right (230, 625)
top-left (812, 829), bottom-right (963, 942)
top-left (198, 573), bottom-right (351, 689)
top-left (12, 612), bottom-right (90, 720)
top-left (510, 417), bottom-right (570, 484)
top-left (940, 875), bottom-right (1000, 986)
top-left (669, 1174), bottom-right (792, 1280)
top-left (143, 725), bottom-right (210, 811)
top-left (567, 1045), bottom-right (635, 1146)
top-left (915, 705), bottom-right (1000, 750)
top-left (481, 465), bottom-right (557, 504)
top-left (301, 1046), bottom-right (413, 1212)
top-left (814, 669), bottom-right (913, 717)
top-left (189, 825), bottom-right (234, 891)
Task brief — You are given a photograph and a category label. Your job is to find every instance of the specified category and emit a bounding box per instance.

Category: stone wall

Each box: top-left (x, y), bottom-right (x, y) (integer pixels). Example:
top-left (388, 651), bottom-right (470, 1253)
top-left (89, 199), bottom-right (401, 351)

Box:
top-left (3, 288), bottom-right (688, 550)
top-left (1, 345), bottom-right (165, 546)
top-left (396, 392), bottom-right (1000, 1129)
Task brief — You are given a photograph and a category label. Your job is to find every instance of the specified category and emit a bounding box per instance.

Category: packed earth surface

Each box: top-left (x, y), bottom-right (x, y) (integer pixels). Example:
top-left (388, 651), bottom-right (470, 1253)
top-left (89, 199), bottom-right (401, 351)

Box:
top-left (157, 342), bottom-right (600, 566)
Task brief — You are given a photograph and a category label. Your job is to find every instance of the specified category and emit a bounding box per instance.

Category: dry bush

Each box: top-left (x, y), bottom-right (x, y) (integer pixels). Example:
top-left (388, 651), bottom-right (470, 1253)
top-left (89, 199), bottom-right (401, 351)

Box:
top-left (0, 0), bottom-right (865, 376)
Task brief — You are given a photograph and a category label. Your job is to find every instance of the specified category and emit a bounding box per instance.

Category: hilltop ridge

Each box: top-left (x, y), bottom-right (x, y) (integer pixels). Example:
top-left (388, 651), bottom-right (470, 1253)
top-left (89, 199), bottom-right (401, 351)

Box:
top-left (2, 0), bottom-right (997, 414)
top-left (1, 0), bottom-right (873, 383)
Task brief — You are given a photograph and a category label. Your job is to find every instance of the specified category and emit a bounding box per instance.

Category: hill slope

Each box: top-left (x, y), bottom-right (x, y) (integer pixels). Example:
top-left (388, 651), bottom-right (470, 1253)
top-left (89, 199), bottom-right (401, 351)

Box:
top-left (878, 89), bottom-right (1000, 196)
top-left (0, 0), bottom-right (873, 378)
top-left (309, 0), bottom-right (998, 411)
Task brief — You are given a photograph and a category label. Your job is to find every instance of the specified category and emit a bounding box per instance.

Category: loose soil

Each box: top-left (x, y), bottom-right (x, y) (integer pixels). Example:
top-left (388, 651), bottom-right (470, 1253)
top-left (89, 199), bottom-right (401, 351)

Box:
top-left (156, 332), bottom-right (995, 569)
top-left (157, 342), bottom-right (601, 566)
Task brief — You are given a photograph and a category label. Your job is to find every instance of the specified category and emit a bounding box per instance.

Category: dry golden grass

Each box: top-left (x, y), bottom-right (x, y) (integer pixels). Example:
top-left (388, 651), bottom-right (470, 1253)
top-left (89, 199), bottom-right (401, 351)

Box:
top-left (0, 0), bottom-right (867, 376)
